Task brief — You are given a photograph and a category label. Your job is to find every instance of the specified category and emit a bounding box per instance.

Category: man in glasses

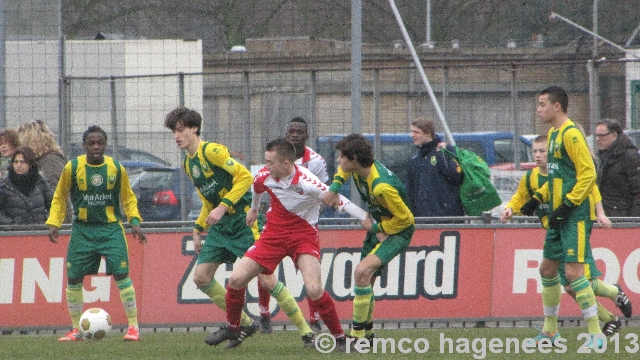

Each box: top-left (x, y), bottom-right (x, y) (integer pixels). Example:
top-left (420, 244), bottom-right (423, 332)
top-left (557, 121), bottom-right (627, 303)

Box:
top-left (594, 119), bottom-right (640, 217)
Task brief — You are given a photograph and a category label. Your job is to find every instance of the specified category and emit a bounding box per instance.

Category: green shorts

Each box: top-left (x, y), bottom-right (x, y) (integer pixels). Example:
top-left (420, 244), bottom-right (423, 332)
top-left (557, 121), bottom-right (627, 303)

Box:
top-left (544, 219), bottom-right (595, 265)
top-left (362, 225), bottom-right (414, 277)
top-left (558, 259), bottom-right (602, 286)
top-left (197, 210), bottom-right (258, 265)
top-left (66, 222), bottom-right (130, 279)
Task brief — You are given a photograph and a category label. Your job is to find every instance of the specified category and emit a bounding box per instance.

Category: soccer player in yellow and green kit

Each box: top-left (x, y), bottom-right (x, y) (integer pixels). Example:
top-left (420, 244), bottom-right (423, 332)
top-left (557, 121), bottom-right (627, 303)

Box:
top-left (164, 107), bottom-right (316, 349)
top-left (519, 85), bottom-right (607, 349)
top-left (501, 134), bottom-right (632, 338)
top-left (322, 133), bottom-right (415, 346)
top-left (47, 125), bottom-right (147, 342)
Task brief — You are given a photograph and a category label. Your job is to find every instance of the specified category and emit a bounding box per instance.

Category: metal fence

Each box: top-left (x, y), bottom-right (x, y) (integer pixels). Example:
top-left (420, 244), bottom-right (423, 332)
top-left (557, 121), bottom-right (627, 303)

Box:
top-left (55, 55), bottom-right (633, 170)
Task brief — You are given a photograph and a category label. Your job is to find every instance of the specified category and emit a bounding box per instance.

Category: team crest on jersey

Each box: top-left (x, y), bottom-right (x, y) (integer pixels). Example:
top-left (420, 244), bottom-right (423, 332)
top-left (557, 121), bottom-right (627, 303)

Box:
top-left (430, 155), bottom-right (437, 165)
top-left (108, 175), bottom-right (116, 185)
top-left (191, 165), bottom-right (201, 178)
top-left (91, 174), bottom-right (103, 186)
top-left (201, 161), bottom-right (209, 172)
top-left (226, 159), bottom-right (234, 166)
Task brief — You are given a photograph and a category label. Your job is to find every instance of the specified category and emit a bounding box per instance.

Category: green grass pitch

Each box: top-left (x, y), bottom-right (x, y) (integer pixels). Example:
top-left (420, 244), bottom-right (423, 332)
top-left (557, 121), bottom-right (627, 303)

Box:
top-left (0, 327), bottom-right (638, 359)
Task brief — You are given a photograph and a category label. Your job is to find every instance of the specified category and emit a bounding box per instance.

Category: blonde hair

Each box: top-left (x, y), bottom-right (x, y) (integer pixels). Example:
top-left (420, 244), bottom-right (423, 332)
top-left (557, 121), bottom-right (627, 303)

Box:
top-left (17, 120), bottom-right (63, 159)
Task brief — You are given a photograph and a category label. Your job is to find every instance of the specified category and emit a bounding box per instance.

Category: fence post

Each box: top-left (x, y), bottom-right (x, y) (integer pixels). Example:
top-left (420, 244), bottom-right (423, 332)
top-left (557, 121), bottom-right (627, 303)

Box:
top-left (110, 76), bottom-right (119, 159)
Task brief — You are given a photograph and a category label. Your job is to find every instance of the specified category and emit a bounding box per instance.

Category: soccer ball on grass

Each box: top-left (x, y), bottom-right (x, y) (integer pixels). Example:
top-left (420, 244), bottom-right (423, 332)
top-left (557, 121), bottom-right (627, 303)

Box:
top-left (79, 308), bottom-right (112, 340)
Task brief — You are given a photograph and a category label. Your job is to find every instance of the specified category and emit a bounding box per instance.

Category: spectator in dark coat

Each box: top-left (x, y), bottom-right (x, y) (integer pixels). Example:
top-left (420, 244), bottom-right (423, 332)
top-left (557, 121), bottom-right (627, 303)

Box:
top-left (0, 146), bottom-right (53, 225)
top-left (595, 119), bottom-right (640, 216)
top-left (406, 118), bottom-right (464, 217)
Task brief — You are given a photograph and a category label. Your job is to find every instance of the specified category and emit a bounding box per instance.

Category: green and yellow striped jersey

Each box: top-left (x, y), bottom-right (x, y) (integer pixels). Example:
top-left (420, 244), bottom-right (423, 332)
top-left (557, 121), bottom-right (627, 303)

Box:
top-left (183, 141), bottom-right (253, 232)
top-left (534, 120), bottom-right (596, 221)
top-left (46, 155), bottom-right (141, 227)
top-left (329, 160), bottom-right (414, 234)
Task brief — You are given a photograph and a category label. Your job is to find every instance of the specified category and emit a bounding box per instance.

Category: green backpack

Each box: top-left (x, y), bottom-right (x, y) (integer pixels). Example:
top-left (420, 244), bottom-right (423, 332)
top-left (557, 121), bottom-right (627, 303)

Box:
top-left (441, 146), bottom-right (502, 216)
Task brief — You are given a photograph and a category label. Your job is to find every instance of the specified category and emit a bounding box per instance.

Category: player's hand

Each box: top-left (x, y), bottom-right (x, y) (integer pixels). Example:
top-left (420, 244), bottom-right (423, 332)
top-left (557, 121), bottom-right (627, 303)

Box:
top-left (246, 209), bottom-right (259, 227)
top-left (500, 208), bottom-right (513, 223)
top-left (321, 191), bottom-right (340, 209)
top-left (206, 204), bottom-right (227, 226)
top-left (548, 203), bottom-right (573, 230)
top-left (131, 225), bottom-right (147, 244)
top-left (48, 226), bottom-right (59, 243)
top-left (192, 232), bottom-right (203, 254)
top-left (597, 214), bottom-right (612, 228)
top-left (520, 198), bottom-right (540, 216)
top-left (360, 215), bottom-right (374, 231)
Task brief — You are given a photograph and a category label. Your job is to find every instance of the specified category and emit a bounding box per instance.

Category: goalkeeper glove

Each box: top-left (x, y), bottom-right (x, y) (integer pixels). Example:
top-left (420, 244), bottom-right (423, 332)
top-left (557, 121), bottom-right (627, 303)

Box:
top-left (548, 202), bottom-right (573, 230)
top-left (520, 198), bottom-right (540, 216)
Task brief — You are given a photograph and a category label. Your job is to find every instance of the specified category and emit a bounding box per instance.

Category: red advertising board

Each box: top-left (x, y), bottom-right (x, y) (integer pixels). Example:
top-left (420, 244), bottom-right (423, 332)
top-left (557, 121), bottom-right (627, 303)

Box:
top-left (1, 226), bottom-right (638, 328)
top-left (491, 227), bottom-right (640, 318)
top-left (0, 233), bottom-right (144, 327)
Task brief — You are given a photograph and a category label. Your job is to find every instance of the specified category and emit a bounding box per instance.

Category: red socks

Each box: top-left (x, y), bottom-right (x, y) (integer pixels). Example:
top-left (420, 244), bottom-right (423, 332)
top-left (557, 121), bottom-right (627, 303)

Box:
top-left (226, 285), bottom-right (245, 331)
top-left (308, 291), bottom-right (343, 336)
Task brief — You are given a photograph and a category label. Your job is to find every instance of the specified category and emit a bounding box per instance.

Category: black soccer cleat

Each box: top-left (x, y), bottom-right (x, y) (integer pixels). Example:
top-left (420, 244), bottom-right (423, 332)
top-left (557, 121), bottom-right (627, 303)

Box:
top-left (615, 284), bottom-right (633, 318)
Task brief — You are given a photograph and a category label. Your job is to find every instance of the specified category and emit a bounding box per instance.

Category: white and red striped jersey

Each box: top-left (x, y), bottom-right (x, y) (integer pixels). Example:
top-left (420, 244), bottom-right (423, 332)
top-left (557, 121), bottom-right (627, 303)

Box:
top-left (295, 146), bottom-right (328, 184)
top-left (251, 165), bottom-right (360, 229)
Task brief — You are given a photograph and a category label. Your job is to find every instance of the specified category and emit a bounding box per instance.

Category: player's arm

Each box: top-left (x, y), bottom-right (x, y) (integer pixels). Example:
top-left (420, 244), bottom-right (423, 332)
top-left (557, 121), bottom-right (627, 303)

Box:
top-left (45, 162), bottom-right (72, 229)
top-left (119, 165), bottom-right (142, 224)
top-left (505, 173), bottom-right (533, 215)
top-left (119, 165), bottom-right (146, 243)
top-left (194, 188), bottom-right (214, 233)
top-left (324, 165), bottom-right (352, 207)
top-left (247, 178), bottom-right (266, 226)
top-left (206, 144), bottom-right (253, 209)
top-left (563, 127), bottom-right (596, 207)
top-left (371, 183), bottom-right (415, 235)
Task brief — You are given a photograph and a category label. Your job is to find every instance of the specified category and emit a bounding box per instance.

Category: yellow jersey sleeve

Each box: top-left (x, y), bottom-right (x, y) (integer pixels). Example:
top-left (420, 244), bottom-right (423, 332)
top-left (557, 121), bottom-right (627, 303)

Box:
top-left (372, 183), bottom-right (414, 234)
top-left (45, 161), bottom-right (73, 228)
top-left (563, 126), bottom-right (596, 206)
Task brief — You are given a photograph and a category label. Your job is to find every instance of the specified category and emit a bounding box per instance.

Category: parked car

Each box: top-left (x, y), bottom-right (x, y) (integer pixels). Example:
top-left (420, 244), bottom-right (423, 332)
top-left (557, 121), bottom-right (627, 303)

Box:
top-left (187, 188), bottom-right (202, 220)
top-left (130, 167), bottom-right (194, 221)
top-left (68, 143), bottom-right (171, 171)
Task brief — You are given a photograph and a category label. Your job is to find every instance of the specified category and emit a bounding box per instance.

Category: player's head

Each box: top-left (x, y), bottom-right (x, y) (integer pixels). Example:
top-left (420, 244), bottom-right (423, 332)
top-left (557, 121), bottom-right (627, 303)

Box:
top-left (532, 135), bottom-right (547, 170)
top-left (265, 138), bottom-right (296, 178)
top-left (285, 117), bottom-right (309, 148)
top-left (540, 86), bottom-right (568, 113)
top-left (335, 133), bottom-right (374, 168)
top-left (164, 107), bottom-right (202, 136)
top-left (82, 125), bottom-right (107, 164)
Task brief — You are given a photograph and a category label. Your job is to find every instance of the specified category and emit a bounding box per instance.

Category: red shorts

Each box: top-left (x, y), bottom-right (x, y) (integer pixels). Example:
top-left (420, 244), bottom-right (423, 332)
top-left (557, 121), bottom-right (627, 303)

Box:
top-left (245, 225), bottom-right (320, 275)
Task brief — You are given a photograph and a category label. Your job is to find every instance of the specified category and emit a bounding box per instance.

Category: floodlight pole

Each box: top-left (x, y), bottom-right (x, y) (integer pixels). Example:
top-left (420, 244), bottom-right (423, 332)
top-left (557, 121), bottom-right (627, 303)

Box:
top-left (388, 0), bottom-right (454, 145)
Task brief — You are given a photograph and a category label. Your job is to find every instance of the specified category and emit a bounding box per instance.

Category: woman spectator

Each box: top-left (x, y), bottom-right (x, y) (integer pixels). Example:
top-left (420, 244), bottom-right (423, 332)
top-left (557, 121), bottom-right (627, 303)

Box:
top-left (0, 128), bottom-right (20, 178)
top-left (18, 120), bottom-right (72, 222)
top-left (17, 120), bottom-right (66, 190)
top-left (0, 146), bottom-right (53, 225)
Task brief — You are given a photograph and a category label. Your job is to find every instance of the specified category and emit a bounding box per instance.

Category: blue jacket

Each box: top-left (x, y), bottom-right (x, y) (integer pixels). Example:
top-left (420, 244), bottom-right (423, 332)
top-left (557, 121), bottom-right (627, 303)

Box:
top-left (406, 136), bottom-right (464, 217)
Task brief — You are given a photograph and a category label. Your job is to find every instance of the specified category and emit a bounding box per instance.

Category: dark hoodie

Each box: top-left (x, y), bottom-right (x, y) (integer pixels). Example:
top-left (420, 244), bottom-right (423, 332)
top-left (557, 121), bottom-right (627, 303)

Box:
top-left (597, 134), bottom-right (640, 216)
top-left (0, 166), bottom-right (53, 225)
top-left (406, 135), bottom-right (464, 217)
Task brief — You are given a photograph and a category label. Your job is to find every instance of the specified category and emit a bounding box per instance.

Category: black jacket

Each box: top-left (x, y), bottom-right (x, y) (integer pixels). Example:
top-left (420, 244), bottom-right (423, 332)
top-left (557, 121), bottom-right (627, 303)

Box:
top-left (406, 136), bottom-right (464, 217)
top-left (597, 134), bottom-right (640, 216)
top-left (0, 170), bottom-right (53, 225)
